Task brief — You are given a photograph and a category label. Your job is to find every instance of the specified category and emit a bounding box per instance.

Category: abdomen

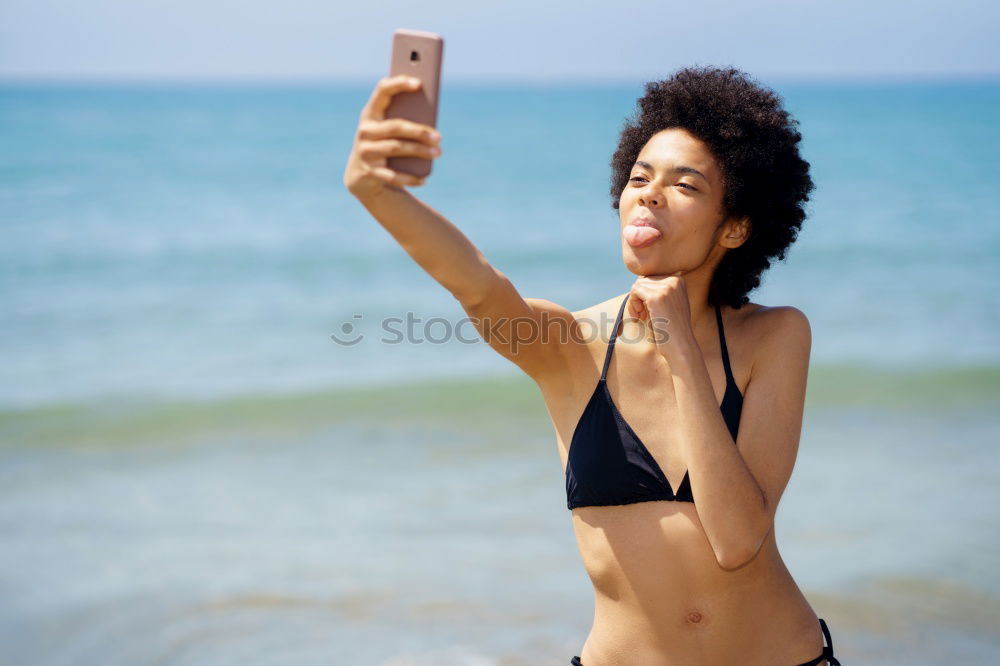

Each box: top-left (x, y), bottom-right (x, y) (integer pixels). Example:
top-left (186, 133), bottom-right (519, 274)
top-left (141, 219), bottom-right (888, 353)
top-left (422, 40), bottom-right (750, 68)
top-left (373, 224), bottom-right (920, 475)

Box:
top-left (571, 502), bottom-right (821, 664)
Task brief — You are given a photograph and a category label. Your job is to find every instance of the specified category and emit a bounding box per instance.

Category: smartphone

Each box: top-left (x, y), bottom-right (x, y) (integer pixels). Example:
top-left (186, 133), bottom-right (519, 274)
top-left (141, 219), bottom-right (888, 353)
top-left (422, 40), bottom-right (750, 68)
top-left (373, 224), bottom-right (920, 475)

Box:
top-left (386, 29), bottom-right (444, 179)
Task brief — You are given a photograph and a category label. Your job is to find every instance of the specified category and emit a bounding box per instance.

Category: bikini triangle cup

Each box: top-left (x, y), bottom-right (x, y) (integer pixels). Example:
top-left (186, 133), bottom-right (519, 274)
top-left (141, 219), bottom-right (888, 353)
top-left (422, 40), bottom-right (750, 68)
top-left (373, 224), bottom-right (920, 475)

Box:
top-left (565, 294), bottom-right (743, 509)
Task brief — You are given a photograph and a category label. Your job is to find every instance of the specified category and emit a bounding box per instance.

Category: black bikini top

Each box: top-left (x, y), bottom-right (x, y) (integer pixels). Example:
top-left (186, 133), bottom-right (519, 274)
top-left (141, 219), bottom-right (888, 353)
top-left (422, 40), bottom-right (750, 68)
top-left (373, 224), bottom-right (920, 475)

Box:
top-left (565, 294), bottom-right (743, 510)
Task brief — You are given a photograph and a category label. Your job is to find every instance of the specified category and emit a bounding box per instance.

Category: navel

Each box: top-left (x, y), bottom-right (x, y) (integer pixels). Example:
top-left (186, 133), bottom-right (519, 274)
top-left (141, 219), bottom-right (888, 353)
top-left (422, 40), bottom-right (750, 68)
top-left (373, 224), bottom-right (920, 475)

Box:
top-left (686, 610), bottom-right (705, 625)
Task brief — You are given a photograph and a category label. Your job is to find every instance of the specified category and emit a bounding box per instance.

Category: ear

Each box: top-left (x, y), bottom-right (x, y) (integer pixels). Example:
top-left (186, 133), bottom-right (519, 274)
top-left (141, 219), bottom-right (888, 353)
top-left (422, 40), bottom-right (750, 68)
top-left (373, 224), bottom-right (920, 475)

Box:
top-left (721, 215), bottom-right (751, 249)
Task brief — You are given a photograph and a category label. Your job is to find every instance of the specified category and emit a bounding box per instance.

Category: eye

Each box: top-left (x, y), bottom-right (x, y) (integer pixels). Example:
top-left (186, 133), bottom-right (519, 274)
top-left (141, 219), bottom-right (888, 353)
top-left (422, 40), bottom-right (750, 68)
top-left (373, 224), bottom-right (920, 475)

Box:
top-left (629, 176), bottom-right (696, 191)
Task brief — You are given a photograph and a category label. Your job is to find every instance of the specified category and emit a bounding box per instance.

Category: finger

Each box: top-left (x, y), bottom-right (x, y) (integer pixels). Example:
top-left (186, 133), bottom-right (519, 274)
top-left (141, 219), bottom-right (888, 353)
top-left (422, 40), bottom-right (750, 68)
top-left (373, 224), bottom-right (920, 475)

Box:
top-left (627, 294), bottom-right (644, 322)
top-left (370, 165), bottom-right (426, 188)
top-left (629, 286), bottom-right (644, 308)
top-left (359, 118), bottom-right (441, 146)
top-left (360, 138), bottom-right (442, 162)
top-left (362, 75), bottom-right (422, 121)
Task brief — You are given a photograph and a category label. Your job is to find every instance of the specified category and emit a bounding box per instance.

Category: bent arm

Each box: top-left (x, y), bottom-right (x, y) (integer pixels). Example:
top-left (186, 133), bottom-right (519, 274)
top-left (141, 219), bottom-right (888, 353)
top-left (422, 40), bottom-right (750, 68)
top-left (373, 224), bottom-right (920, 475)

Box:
top-left (352, 187), bottom-right (578, 382)
top-left (671, 306), bottom-right (811, 570)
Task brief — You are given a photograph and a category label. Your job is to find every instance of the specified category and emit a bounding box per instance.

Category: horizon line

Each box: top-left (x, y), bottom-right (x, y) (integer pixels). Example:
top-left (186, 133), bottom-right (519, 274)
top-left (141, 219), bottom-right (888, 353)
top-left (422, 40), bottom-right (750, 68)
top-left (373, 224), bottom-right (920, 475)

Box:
top-left (1, 71), bottom-right (998, 88)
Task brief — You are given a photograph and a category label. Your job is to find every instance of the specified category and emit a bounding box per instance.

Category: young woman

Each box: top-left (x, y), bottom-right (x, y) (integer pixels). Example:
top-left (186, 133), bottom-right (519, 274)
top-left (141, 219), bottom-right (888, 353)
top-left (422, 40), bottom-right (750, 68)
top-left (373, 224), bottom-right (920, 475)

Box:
top-left (344, 65), bottom-right (842, 666)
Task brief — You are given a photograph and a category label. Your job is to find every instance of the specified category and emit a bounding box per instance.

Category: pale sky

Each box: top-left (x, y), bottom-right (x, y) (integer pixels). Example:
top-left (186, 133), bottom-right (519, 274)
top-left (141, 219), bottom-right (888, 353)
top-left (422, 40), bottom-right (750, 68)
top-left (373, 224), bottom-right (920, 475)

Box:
top-left (1, 0), bottom-right (997, 82)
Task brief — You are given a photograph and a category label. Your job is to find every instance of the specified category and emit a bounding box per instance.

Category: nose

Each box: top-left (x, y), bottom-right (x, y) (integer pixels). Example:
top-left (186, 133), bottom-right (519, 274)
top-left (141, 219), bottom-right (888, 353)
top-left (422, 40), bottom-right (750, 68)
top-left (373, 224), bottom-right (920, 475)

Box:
top-left (637, 184), bottom-right (662, 208)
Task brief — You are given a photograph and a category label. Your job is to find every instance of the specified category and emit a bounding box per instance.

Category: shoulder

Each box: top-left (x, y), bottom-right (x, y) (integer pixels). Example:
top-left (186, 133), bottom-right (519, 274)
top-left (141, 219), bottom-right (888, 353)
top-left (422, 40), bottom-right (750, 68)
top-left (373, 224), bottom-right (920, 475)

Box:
top-left (745, 303), bottom-right (811, 338)
top-left (526, 293), bottom-right (628, 390)
top-left (517, 294), bottom-right (619, 344)
top-left (742, 303), bottom-right (812, 375)
top-left (565, 292), bottom-right (630, 339)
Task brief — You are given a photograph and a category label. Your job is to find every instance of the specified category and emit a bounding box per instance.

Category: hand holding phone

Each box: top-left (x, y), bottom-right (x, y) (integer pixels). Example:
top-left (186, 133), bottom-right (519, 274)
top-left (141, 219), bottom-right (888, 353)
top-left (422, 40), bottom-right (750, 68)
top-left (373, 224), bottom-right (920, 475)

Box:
top-left (342, 30), bottom-right (444, 200)
top-left (386, 29), bottom-right (443, 179)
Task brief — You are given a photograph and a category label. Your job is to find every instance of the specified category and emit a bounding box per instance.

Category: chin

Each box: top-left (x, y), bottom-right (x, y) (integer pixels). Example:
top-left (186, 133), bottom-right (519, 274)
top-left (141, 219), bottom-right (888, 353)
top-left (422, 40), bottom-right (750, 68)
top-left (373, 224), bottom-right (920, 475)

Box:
top-left (622, 251), bottom-right (668, 274)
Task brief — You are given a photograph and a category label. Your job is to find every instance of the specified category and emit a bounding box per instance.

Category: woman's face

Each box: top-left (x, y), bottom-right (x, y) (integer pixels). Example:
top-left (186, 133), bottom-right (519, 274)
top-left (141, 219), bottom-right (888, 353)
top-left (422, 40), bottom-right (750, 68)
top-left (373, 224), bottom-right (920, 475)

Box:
top-left (618, 128), bottom-right (746, 277)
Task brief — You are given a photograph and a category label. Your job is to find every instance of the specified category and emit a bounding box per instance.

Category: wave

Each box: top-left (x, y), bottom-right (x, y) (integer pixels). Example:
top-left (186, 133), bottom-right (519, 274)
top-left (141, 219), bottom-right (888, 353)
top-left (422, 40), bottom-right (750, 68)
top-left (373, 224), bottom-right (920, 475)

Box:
top-left (2, 364), bottom-right (998, 449)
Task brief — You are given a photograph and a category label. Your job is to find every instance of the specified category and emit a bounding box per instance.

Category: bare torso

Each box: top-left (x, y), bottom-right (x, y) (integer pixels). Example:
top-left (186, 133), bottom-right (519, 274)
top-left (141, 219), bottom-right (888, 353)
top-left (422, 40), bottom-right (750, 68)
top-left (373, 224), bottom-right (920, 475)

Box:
top-left (536, 294), bottom-right (825, 665)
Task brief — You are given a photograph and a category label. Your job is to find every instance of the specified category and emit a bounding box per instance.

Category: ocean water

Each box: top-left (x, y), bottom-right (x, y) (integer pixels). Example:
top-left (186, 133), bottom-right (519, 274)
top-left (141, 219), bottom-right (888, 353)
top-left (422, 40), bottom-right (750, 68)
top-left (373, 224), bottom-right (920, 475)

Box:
top-left (1, 79), bottom-right (999, 665)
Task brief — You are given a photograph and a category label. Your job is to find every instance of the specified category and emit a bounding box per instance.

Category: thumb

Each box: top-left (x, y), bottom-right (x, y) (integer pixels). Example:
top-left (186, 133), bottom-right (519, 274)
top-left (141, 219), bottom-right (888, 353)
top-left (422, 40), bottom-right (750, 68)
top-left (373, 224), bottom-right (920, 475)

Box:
top-left (628, 293), bottom-right (646, 322)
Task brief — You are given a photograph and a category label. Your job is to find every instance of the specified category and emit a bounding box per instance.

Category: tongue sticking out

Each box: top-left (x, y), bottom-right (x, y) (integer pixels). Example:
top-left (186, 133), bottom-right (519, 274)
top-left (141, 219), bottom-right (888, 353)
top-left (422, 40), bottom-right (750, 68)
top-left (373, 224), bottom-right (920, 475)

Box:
top-left (623, 224), bottom-right (662, 248)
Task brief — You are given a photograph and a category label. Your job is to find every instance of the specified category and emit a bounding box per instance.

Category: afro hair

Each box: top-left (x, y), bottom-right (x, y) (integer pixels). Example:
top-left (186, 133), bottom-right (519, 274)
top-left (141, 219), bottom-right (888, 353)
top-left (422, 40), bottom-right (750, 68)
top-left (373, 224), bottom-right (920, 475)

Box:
top-left (610, 65), bottom-right (815, 309)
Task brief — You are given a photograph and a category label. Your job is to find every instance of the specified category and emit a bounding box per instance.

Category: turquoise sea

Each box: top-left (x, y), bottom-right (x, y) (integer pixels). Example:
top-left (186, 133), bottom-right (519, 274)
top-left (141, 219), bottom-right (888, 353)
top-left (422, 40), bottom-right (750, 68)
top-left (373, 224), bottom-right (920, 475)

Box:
top-left (1, 79), bottom-right (999, 664)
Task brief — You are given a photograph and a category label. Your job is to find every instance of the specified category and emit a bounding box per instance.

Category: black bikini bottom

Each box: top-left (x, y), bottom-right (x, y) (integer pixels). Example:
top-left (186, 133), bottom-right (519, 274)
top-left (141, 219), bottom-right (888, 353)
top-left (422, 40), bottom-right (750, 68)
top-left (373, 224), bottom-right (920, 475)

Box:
top-left (570, 617), bottom-right (841, 665)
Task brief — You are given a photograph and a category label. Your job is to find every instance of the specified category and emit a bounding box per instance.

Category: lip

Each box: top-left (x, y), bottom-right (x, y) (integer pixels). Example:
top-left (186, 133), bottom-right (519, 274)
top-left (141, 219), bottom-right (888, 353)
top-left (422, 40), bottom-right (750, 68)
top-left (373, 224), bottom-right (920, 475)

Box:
top-left (628, 216), bottom-right (661, 232)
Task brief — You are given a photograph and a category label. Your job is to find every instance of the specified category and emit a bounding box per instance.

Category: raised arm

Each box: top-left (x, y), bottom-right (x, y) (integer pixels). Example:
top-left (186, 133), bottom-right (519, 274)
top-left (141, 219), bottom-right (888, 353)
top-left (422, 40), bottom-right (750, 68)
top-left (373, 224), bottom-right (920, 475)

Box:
top-left (343, 76), bottom-right (579, 384)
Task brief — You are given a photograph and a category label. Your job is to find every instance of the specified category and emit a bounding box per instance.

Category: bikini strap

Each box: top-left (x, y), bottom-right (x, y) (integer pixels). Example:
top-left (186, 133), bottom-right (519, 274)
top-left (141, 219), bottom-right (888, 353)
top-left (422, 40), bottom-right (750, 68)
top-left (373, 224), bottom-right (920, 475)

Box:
top-left (600, 295), bottom-right (630, 382)
top-left (819, 618), bottom-right (841, 665)
top-left (715, 303), bottom-right (736, 386)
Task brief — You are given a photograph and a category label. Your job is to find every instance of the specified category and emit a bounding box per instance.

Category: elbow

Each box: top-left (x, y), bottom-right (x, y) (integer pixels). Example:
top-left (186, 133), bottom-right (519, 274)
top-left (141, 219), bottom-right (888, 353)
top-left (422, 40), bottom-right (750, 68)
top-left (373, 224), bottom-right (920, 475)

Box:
top-left (715, 544), bottom-right (755, 571)
top-left (715, 530), bottom-right (768, 571)
top-left (716, 493), bottom-right (772, 571)
top-left (455, 266), bottom-right (504, 312)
